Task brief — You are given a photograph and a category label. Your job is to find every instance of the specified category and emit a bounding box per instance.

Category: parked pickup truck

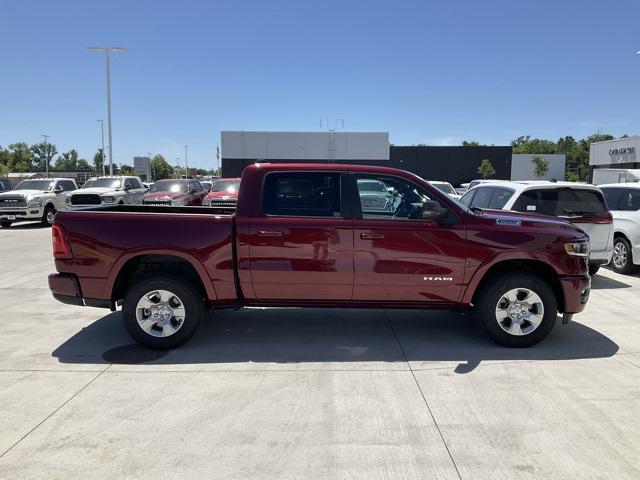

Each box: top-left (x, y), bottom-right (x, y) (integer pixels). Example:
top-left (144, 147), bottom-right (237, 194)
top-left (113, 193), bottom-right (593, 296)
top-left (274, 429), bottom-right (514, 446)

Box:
top-left (49, 163), bottom-right (591, 349)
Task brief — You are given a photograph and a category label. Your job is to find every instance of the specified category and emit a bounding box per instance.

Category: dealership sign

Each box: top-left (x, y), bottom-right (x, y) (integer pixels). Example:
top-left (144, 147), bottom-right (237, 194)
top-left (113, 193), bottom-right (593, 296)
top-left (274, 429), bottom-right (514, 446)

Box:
top-left (609, 146), bottom-right (635, 156)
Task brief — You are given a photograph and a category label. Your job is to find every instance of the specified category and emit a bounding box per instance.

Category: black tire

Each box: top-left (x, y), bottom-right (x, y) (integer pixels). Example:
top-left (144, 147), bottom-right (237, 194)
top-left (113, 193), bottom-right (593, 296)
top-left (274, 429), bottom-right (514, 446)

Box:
top-left (41, 204), bottom-right (56, 227)
top-left (122, 274), bottom-right (204, 349)
top-left (474, 273), bottom-right (557, 348)
top-left (0, 221), bottom-right (12, 228)
top-left (611, 237), bottom-right (635, 275)
top-left (588, 263), bottom-right (600, 276)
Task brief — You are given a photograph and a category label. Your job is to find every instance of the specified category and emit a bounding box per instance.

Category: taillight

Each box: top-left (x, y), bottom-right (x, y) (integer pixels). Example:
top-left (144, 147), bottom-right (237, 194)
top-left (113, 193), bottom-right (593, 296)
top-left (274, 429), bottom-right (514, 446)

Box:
top-left (593, 212), bottom-right (613, 224)
top-left (564, 212), bottom-right (613, 224)
top-left (52, 223), bottom-right (72, 258)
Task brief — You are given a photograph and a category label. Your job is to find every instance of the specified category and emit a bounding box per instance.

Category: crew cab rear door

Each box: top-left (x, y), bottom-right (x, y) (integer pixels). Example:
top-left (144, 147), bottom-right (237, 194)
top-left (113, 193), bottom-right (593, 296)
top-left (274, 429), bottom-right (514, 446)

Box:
top-left (246, 170), bottom-right (354, 301)
top-left (351, 173), bottom-right (466, 303)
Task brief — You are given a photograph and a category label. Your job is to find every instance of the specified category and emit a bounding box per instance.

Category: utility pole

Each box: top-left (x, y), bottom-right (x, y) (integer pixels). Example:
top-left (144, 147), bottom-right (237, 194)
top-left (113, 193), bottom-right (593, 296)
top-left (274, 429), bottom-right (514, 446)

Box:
top-left (41, 134), bottom-right (50, 177)
top-left (87, 46), bottom-right (126, 176)
top-left (97, 120), bottom-right (105, 176)
top-left (185, 145), bottom-right (188, 178)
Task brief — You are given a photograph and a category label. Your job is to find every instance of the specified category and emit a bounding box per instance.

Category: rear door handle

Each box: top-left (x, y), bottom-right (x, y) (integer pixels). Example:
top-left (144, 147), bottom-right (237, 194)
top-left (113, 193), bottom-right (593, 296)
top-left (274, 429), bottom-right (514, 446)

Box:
top-left (360, 232), bottom-right (385, 240)
top-left (258, 230), bottom-right (284, 237)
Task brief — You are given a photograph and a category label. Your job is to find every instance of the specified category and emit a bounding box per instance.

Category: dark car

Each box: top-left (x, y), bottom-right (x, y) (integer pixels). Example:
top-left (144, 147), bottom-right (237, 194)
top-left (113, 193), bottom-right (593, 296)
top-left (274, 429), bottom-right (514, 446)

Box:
top-left (141, 179), bottom-right (207, 206)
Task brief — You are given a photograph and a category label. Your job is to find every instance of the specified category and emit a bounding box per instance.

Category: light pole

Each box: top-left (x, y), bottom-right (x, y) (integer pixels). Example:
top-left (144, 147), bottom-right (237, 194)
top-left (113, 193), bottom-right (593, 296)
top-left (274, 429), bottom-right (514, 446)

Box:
top-left (87, 46), bottom-right (126, 176)
top-left (41, 134), bottom-right (50, 177)
top-left (185, 145), bottom-right (189, 178)
top-left (97, 120), bottom-right (105, 176)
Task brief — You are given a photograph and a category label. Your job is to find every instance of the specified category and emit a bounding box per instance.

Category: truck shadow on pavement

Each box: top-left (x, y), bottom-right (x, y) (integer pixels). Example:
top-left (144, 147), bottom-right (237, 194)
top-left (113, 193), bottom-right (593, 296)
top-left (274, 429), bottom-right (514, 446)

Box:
top-left (52, 308), bottom-right (619, 374)
top-left (590, 274), bottom-right (632, 290)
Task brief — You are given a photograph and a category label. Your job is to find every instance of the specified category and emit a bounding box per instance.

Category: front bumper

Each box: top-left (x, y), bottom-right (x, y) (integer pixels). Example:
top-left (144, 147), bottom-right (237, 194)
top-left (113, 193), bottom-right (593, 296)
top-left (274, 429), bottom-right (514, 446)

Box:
top-left (0, 206), bottom-right (44, 221)
top-left (559, 274), bottom-right (591, 314)
top-left (48, 273), bottom-right (111, 309)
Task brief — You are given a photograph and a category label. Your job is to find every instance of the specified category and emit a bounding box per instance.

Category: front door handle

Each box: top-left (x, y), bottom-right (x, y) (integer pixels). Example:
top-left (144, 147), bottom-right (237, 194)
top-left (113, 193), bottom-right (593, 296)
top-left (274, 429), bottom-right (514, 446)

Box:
top-left (258, 230), bottom-right (284, 237)
top-left (360, 232), bottom-right (385, 240)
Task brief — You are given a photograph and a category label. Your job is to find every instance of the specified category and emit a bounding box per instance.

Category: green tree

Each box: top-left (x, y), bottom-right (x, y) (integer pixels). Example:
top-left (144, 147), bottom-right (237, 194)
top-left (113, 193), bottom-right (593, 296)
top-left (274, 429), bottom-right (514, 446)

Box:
top-left (55, 149), bottom-right (80, 170)
top-left (150, 154), bottom-right (173, 180)
top-left (93, 149), bottom-right (105, 174)
top-left (5, 143), bottom-right (33, 172)
top-left (462, 140), bottom-right (481, 146)
top-left (531, 155), bottom-right (550, 179)
top-left (477, 159), bottom-right (496, 179)
top-left (31, 142), bottom-right (58, 172)
top-left (119, 164), bottom-right (135, 175)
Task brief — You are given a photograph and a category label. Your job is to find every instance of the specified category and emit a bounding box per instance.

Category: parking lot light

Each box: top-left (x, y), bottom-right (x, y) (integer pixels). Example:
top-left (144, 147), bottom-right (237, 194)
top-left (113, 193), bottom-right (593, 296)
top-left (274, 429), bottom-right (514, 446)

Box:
top-left (87, 46), bottom-right (127, 176)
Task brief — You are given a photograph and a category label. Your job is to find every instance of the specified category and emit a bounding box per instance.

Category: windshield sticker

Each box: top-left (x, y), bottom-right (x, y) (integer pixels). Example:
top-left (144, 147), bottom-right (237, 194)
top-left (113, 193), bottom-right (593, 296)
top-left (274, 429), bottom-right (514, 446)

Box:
top-left (527, 205), bottom-right (536, 211)
top-left (496, 218), bottom-right (522, 226)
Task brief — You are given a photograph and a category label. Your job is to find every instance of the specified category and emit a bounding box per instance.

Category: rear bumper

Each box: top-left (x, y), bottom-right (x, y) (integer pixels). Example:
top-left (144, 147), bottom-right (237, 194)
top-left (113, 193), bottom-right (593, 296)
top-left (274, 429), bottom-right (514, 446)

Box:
top-left (48, 273), bottom-right (111, 309)
top-left (559, 274), bottom-right (591, 314)
top-left (590, 248), bottom-right (613, 265)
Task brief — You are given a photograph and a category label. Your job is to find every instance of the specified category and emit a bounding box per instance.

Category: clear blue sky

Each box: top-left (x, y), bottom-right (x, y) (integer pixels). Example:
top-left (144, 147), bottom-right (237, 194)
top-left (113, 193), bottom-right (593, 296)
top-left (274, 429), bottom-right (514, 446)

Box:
top-left (1, 0), bottom-right (639, 169)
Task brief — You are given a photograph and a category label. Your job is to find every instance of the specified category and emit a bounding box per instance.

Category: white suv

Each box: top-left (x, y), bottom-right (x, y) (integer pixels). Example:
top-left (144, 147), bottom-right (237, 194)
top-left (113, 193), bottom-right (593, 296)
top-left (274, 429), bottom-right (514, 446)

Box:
top-left (461, 181), bottom-right (614, 275)
top-left (66, 176), bottom-right (147, 207)
top-left (0, 178), bottom-right (77, 228)
top-left (599, 183), bottom-right (640, 274)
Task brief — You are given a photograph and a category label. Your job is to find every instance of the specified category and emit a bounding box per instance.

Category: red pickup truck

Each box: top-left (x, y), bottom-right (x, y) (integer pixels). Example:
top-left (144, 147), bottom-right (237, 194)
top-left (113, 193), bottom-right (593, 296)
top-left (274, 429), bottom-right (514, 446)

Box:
top-left (49, 163), bottom-right (591, 349)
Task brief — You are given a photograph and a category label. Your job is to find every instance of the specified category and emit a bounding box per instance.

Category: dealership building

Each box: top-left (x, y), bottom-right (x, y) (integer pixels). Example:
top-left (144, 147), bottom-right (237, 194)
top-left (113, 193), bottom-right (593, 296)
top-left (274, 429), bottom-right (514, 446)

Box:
top-left (590, 136), bottom-right (640, 177)
top-left (220, 131), bottom-right (513, 186)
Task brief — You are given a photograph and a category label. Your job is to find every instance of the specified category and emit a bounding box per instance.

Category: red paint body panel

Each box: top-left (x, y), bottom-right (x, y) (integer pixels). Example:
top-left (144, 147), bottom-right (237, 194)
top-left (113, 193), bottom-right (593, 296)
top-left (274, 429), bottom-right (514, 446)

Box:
top-left (49, 163), bottom-right (591, 316)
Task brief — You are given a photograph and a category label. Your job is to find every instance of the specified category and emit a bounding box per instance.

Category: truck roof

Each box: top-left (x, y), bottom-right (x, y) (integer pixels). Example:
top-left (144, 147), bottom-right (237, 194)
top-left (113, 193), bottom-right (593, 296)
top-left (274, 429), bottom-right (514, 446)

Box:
top-left (246, 162), bottom-right (421, 177)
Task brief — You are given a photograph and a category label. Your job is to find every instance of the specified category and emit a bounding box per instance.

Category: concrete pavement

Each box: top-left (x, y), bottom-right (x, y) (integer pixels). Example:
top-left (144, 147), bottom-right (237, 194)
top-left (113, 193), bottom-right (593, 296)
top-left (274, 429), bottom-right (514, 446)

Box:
top-left (0, 223), bottom-right (639, 479)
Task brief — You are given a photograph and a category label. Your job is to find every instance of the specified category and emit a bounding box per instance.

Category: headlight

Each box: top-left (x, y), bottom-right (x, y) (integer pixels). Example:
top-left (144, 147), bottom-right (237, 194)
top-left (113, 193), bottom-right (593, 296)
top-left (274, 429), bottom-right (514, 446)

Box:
top-left (28, 197), bottom-right (42, 207)
top-left (202, 198), bottom-right (211, 206)
top-left (101, 196), bottom-right (116, 203)
top-left (172, 199), bottom-right (185, 206)
top-left (65, 196), bottom-right (71, 204)
top-left (564, 241), bottom-right (590, 257)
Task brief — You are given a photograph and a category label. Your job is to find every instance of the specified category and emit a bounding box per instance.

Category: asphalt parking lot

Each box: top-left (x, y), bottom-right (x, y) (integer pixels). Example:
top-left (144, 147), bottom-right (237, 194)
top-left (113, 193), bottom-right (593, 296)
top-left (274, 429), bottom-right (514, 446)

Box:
top-left (1, 223), bottom-right (639, 479)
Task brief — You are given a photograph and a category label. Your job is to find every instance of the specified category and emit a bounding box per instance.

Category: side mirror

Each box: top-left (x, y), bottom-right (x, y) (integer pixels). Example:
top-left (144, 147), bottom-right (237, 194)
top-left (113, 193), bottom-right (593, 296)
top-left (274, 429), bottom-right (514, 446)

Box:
top-left (54, 186), bottom-right (64, 194)
top-left (190, 188), bottom-right (197, 194)
top-left (123, 184), bottom-right (132, 191)
top-left (420, 201), bottom-right (447, 222)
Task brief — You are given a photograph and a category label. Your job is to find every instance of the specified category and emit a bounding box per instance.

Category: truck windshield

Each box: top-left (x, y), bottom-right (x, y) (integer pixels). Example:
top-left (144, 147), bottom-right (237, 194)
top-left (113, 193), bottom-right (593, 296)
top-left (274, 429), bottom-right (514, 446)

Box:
top-left (14, 180), bottom-right (54, 191)
top-left (432, 183), bottom-right (456, 194)
top-left (83, 178), bottom-right (122, 189)
top-left (212, 180), bottom-right (239, 193)
top-left (149, 181), bottom-right (188, 193)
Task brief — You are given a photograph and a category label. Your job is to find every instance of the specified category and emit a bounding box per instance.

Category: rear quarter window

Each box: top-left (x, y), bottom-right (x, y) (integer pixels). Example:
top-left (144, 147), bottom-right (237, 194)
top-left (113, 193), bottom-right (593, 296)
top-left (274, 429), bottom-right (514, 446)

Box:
top-left (470, 187), bottom-right (494, 208)
top-left (601, 188), bottom-right (624, 210)
top-left (262, 172), bottom-right (341, 217)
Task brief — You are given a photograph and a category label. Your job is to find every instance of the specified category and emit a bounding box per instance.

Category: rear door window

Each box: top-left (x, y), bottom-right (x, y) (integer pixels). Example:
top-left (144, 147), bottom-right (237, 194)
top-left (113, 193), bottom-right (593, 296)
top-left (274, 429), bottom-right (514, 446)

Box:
top-left (263, 172), bottom-right (341, 217)
top-left (618, 189), bottom-right (640, 211)
top-left (459, 189), bottom-right (476, 207)
top-left (601, 188), bottom-right (624, 210)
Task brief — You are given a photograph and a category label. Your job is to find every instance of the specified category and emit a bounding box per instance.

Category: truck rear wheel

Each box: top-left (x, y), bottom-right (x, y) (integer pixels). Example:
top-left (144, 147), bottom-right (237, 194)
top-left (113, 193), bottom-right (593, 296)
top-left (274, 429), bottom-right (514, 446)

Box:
top-left (122, 274), bottom-right (204, 349)
top-left (475, 273), bottom-right (557, 347)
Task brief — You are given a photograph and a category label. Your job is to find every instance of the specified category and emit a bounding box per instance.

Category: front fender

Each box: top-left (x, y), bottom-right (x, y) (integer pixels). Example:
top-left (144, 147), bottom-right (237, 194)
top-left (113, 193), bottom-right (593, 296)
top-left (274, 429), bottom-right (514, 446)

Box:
top-left (460, 251), bottom-right (561, 305)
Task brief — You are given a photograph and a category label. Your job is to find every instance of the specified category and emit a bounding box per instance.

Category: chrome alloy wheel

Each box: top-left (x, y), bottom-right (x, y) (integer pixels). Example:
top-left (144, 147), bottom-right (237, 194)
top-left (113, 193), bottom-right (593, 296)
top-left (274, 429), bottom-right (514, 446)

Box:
top-left (135, 290), bottom-right (186, 338)
top-left (495, 288), bottom-right (544, 336)
top-left (613, 241), bottom-right (628, 270)
top-left (46, 209), bottom-right (56, 225)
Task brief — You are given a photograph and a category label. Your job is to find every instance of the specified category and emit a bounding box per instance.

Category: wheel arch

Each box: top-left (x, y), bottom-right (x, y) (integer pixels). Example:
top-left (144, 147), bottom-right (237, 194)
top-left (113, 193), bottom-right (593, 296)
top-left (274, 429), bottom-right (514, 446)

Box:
top-left (108, 251), bottom-right (216, 306)
top-left (464, 259), bottom-right (564, 313)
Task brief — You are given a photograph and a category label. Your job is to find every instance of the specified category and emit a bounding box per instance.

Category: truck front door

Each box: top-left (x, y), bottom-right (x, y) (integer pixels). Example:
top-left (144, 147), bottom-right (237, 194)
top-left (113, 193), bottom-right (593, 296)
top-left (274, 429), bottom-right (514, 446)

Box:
top-left (247, 171), bottom-right (354, 301)
top-left (351, 173), bottom-right (467, 304)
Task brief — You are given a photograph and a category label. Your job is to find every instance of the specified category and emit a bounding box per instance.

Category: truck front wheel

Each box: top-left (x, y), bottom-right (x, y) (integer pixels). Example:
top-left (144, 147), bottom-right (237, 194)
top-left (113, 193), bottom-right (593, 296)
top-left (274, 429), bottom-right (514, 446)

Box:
top-left (475, 273), bottom-right (557, 347)
top-left (122, 274), bottom-right (204, 349)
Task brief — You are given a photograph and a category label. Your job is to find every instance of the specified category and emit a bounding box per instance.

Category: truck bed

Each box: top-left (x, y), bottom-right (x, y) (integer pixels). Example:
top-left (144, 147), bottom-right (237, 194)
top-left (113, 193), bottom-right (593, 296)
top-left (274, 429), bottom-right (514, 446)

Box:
top-left (53, 206), bottom-right (238, 306)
